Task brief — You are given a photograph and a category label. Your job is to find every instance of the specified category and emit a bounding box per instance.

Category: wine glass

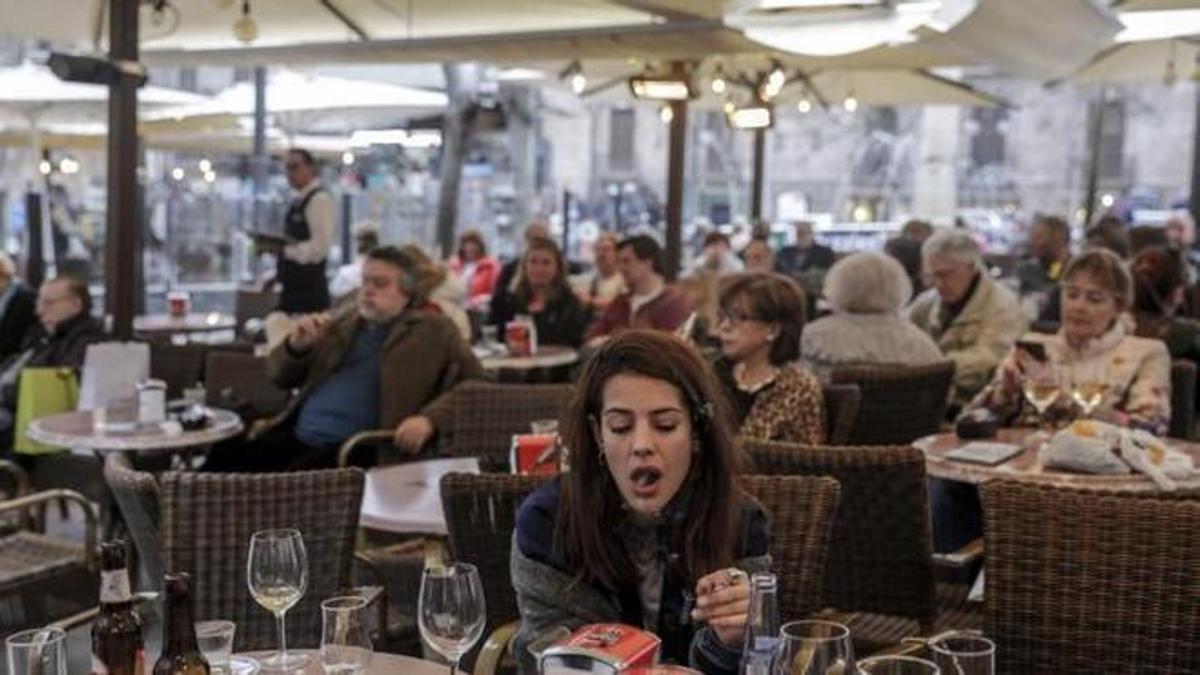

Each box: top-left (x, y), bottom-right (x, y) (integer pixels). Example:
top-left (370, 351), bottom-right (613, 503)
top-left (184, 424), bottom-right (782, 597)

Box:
top-left (1068, 361), bottom-right (1107, 419)
top-left (418, 563), bottom-right (486, 675)
top-left (773, 620), bottom-right (854, 675)
top-left (247, 528), bottom-right (309, 671)
top-left (929, 632), bottom-right (995, 675)
top-left (320, 596), bottom-right (373, 674)
top-left (1021, 365), bottom-right (1061, 429)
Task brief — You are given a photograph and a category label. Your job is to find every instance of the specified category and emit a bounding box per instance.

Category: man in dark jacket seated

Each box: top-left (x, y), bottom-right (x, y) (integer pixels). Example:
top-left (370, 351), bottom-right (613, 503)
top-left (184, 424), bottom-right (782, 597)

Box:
top-left (205, 246), bottom-right (484, 472)
top-left (0, 275), bottom-right (106, 451)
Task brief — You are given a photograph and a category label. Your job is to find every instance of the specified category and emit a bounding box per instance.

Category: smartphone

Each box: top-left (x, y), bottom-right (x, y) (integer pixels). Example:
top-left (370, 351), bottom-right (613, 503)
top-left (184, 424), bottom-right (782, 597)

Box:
top-left (1016, 339), bottom-right (1047, 363)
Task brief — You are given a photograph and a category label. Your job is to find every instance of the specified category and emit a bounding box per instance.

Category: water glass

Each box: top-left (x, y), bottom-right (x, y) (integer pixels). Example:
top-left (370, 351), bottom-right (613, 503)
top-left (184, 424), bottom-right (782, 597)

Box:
top-left (480, 325), bottom-right (498, 349)
top-left (321, 596), bottom-right (374, 674)
top-left (418, 562), bottom-right (486, 675)
top-left (247, 528), bottom-right (309, 671)
top-left (196, 620), bottom-right (236, 673)
top-left (530, 419), bottom-right (559, 435)
top-left (6, 627), bottom-right (66, 675)
top-left (857, 655), bottom-right (941, 674)
top-left (773, 620), bottom-right (854, 675)
top-left (929, 633), bottom-right (995, 675)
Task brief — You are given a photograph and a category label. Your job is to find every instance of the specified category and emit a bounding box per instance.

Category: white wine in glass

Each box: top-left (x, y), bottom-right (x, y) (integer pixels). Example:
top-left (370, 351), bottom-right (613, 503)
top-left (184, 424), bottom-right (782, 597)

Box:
top-left (418, 563), bottom-right (486, 675)
top-left (1071, 381), bottom-right (1106, 417)
top-left (1022, 380), bottom-right (1060, 416)
top-left (247, 528), bottom-right (309, 672)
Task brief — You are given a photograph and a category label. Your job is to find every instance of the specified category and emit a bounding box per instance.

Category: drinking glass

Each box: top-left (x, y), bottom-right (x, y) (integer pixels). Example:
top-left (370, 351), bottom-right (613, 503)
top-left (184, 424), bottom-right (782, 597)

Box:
top-left (1068, 362), bottom-right (1107, 419)
top-left (195, 620), bottom-right (236, 673)
top-left (857, 655), bottom-right (941, 674)
top-left (418, 562), bottom-right (487, 675)
top-left (320, 596), bottom-right (373, 674)
top-left (6, 627), bottom-right (66, 675)
top-left (773, 620), bottom-right (854, 675)
top-left (1021, 364), bottom-right (1061, 429)
top-left (247, 528), bottom-right (309, 671)
top-left (929, 632), bottom-right (995, 675)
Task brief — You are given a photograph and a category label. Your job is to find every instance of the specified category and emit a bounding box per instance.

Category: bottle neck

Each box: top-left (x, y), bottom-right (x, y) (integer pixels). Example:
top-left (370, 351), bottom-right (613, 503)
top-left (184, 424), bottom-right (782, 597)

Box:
top-left (162, 591), bottom-right (200, 654)
top-left (99, 567), bottom-right (133, 609)
top-left (745, 574), bottom-right (780, 637)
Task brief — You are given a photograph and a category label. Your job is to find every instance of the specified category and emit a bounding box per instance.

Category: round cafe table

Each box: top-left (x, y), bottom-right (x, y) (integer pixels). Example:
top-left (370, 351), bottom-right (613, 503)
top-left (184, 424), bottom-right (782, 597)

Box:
top-left (27, 407), bottom-right (243, 454)
top-left (239, 650), bottom-right (464, 674)
top-left (475, 344), bottom-right (579, 383)
top-left (134, 312), bottom-right (237, 338)
top-left (914, 428), bottom-right (1200, 492)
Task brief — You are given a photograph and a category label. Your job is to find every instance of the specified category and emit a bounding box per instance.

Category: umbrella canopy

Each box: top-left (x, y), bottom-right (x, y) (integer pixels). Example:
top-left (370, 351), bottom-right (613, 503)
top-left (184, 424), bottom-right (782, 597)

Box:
top-left (147, 69), bottom-right (447, 134)
top-left (0, 61), bottom-right (205, 124)
top-left (1068, 35), bottom-right (1200, 84)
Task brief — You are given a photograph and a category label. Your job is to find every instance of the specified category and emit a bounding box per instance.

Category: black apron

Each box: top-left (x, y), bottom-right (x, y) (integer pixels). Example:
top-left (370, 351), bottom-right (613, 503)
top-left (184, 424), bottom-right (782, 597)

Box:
top-left (278, 187), bottom-right (331, 313)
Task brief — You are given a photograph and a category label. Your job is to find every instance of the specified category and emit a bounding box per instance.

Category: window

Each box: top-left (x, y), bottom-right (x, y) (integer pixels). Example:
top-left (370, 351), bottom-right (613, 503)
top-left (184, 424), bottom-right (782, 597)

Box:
top-left (609, 109), bottom-right (635, 171)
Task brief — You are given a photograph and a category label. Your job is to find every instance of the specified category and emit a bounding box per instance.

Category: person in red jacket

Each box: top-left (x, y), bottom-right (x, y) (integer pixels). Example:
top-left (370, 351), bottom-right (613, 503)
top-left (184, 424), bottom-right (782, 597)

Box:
top-left (586, 235), bottom-right (692, 346)
top-left (449, 229), bottom-right (500, 309)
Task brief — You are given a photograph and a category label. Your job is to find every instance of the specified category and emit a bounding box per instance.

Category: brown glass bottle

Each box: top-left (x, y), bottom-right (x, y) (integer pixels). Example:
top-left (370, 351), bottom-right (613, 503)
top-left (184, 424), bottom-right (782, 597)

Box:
top-left (153, 573), bottom-right (210, 675)
top-left (91, 541), bottom-right (145, 675)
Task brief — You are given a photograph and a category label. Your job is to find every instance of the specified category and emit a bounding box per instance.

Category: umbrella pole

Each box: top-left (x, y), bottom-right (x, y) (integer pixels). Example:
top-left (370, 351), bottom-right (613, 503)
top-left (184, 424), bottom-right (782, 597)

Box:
top-left (104, 0), bottom-right (140, 340)
top-left (665, 92), bottom-right (688, 281)
top-left (1190, 83), bottom-right (1200, 232)
top-left (751, 127), bottom-right (766, 225)
top-left (1082, 88), bottom-right (1106, 228)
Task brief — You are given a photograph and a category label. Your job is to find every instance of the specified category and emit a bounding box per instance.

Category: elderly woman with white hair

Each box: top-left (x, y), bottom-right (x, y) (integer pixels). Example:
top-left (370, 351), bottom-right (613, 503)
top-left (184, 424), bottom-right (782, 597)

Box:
top-left (907, 229), bottom-right (1028, 410)
top-left (801, 252), bottom-right (944, 381)
top-left (0, 252), bottom-right (36, 363)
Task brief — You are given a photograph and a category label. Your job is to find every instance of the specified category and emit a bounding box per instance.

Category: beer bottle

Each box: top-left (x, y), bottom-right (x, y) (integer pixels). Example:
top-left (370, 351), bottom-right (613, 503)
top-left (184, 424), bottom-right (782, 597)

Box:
top-left (740, 572), bottom-right (780, 675)
top-left (91, 540), bottom-right (145, 675)
top-left (153, 573), bottom-right (210, 675)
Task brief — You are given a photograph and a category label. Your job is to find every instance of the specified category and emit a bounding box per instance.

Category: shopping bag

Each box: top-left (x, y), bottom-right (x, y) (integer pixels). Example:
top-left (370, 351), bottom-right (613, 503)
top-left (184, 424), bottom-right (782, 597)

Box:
top-left (14, 367), bottom-right (79, 454)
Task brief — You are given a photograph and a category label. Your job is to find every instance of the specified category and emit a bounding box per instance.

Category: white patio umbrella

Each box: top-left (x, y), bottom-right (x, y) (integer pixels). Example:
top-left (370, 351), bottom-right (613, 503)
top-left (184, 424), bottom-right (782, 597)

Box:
top-left (147, 69), bottom-right (447, 135)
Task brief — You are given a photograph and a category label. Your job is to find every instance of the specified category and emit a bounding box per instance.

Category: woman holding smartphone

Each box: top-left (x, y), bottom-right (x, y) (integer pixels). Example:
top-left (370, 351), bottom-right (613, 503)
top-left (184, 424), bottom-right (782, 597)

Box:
top-left (964, 248), bottom-right (1170, 434)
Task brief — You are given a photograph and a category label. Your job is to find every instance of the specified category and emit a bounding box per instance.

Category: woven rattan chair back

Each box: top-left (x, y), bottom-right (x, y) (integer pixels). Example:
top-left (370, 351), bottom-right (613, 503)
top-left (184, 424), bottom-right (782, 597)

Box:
top-left (741, 475), bottom-right (841, 622)
top-left (102, 454), bottom-right (163, 590)
top-left (438, 381), bottom-right (573, 471)
top-left (149, 343), bottom-right (209, 399)
top-left (1168, 359), bottom-right (1196, 439)
top-left (203, 351), bottom-right (290, 422)
top-left (440, 472), bottom-right (547, 631)
top-left (159, 468), bottom-right (364, 651)
top-left (744, 441), bottom-right (936, 626)
top-left (821, 384), bottom-right (861, 445)
top-left (831, 361), bottom-right (955, 445)
top-left (982, 481), bottom-right (1200, 674)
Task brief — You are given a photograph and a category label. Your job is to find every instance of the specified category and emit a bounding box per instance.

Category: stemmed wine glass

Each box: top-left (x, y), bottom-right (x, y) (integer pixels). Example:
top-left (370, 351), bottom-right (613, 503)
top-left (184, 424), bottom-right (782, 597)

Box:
top-left (247, 528), bottom-right (309, 671)
top-left (1021, 363), bottom-right (1062, 429)
top-left (1069, 361), bottom-right (1107, 419)
top-left (772, 620), bottom-right (854, 675)
top-left (418, 563), bottom-right (486, 675)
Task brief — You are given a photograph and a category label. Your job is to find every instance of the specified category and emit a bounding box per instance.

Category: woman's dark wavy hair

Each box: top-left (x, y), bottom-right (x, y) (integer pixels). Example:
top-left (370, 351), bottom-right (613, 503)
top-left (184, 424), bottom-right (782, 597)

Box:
top-left (513, 236), bottom-right (573, 305)
top-left (556, 330), bottom-right (746, 592)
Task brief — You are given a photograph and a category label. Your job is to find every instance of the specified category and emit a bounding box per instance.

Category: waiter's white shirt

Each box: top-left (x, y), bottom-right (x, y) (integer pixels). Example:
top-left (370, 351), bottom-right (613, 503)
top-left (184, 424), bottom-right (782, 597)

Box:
top-left (284, 180), bottom-right (335, 265)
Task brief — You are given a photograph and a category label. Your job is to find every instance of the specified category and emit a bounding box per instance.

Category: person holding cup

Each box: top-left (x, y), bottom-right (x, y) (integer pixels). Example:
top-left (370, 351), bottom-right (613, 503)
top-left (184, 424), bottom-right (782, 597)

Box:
top-left (511, 331), bottom-right (770, 674)
top-left (489, 236), bottom-right (589, 348)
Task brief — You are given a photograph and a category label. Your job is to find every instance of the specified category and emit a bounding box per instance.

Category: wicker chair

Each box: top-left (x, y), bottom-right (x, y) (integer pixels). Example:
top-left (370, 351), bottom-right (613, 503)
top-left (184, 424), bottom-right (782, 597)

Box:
top-left (102, 453), bottom-right (163, 590)
top-left (0, 488), bottom-right (98, 633)
top-left (339, 381), bottom-right (573, 470)
top-left (440, 472), bottom-right (547, 675)
top-left (159, 468), bottom-right (365, 651)
top-left (1169, 359), bottom-right (1196, 440)
top-left (740, 475), bottom-right (841, 622)
top-left (981, 481), bottom-right (1200, 674)
top-left (203, 351), bottom-right (290, 423)
top-left (831, 361), bottom-right (955, 445)
top-left (821, 383), bottom-right (860, 445)
top-left (745, 440), bottom-right (978, 652)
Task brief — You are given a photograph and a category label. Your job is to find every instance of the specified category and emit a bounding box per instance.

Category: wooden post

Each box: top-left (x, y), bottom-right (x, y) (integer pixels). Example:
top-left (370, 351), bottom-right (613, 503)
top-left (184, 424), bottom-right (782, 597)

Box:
top-left (1190, 84), bottom-right (1200, 232)
top-left (1082, 89), bottom-right (1106, 228)
top-left (751, 127), bottom-right (766, 224)
top-left (665, 96), bottom-right (688, 281)
top-left (105, 0), bottom-right (139, 339)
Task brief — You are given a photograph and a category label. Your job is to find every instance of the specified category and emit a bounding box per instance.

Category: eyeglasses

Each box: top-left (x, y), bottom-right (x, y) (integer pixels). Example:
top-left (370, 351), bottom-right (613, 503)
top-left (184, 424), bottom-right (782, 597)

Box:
top-left (717, 311), bottom-right (761, 327)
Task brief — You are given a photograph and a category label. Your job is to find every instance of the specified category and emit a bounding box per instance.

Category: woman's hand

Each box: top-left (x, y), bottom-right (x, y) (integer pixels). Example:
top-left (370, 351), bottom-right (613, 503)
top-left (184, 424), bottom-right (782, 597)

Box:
top-left (692, 569), bottom-right (752, 649)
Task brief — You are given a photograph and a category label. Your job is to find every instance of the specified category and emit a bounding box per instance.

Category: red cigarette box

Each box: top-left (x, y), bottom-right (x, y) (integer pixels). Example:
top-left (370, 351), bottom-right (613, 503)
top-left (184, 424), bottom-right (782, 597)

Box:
top-left (539, 624), bottom-right (661, 675)
top-left (510, 433), bottom-right (559, 476)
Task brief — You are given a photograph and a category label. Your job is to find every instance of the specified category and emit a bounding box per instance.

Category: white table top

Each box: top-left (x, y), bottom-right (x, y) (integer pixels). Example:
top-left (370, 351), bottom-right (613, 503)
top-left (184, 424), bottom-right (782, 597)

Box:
top-left (359, 457), bottom-right (481, 535)
top-left (239, 649), bottom-right (463, 674)
top-left (134, 312), bottom-right (237, 334)
top-left (27, 407), bottom-right (243, 452)
top-left (476, 344), bottom-right (579, 371)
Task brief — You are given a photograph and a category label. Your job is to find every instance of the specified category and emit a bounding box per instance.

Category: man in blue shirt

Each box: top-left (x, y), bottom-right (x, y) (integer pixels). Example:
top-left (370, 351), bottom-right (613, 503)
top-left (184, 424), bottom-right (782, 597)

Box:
top-left (205, 246), bottom-right (483, 471)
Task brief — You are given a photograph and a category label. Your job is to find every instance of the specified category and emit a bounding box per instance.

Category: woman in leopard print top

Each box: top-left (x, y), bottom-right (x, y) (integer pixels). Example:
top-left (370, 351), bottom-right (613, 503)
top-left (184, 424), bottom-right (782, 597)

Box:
top-left (712, 273), bottom-right (826, 444)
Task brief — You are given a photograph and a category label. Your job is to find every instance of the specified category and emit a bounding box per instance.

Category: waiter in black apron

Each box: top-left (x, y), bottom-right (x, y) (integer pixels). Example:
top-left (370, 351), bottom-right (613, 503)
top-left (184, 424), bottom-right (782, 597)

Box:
top-left (278, 148), bottom-right (333, 313)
